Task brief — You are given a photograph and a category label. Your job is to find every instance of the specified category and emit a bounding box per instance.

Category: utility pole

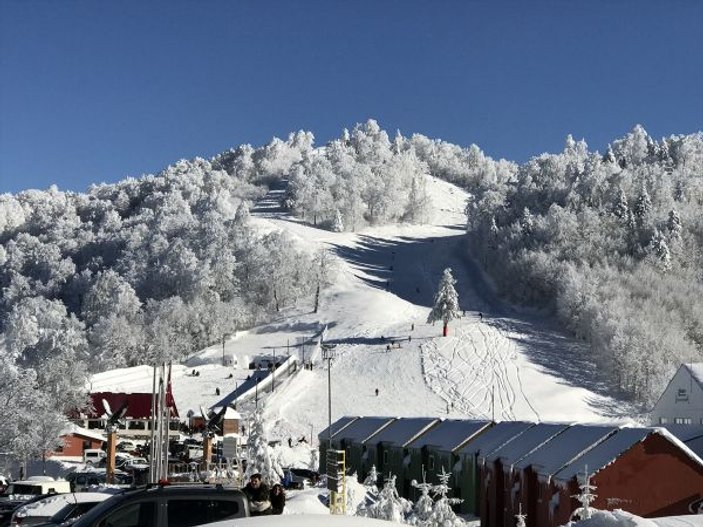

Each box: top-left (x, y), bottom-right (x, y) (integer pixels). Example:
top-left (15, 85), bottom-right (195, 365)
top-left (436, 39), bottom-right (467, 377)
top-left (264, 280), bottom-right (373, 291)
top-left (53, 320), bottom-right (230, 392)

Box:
top-left (255, 377), bottom-right (259, 408)
top-left (272, 348), bottom-right (276, 391)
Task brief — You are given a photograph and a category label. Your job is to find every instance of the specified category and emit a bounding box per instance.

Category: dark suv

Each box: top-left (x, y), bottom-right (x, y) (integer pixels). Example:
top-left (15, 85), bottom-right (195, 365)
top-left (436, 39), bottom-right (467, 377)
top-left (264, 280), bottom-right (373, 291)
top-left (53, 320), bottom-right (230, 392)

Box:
top-left (70, 485), bottom-right (249, 527)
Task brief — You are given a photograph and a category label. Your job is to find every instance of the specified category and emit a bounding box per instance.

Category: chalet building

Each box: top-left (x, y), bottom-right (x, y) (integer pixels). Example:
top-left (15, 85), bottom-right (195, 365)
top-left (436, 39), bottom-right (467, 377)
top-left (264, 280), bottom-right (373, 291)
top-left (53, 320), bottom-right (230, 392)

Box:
top-left (74, 391), bottom-right (180, 438)
top-left (480, 422), bottom-right (569, 527)
top-left (455, 421), bottom-right (534, 515)
top-left (651, 363), bottom-right (703, 426)
top-left (404, 419), bottom-right (491, 503)
top-left (502, 424), bottom-right (617, 527)
top-left (362, 417), bottom-right (438, 496)
top-left (548, 427), bottom-right (703, 526)
top-left (50, 425), bottom-right (105, 458)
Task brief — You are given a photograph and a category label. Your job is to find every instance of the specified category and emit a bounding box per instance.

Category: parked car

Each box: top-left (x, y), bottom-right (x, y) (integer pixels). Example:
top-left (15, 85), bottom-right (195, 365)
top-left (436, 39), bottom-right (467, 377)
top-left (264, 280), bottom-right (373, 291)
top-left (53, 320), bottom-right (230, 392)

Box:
top-left (10, 492), bottom-right (113, 527)
top-left (65, 471), bottom-right (132, 493)
top-left (1, 480), bottom-right (71, 498)
top-left (0, 497), bottom-right (48, 527)
top-left (282, 468), bottom-right (320, 489)
top-left (82, 450), bottom-right (105, 466)
top-left (70, 484), bottom-right (249, 527)
top-left (115, 441), bottom-right (136, 453)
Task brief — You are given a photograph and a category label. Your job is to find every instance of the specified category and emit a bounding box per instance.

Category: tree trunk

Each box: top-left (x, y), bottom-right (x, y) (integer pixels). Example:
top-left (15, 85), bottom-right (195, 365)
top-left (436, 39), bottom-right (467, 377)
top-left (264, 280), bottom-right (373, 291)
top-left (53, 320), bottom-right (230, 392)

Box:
top-left (313, 283), bottom-right (320, 313)
top-left (443, 321), bottom-right (448, 337)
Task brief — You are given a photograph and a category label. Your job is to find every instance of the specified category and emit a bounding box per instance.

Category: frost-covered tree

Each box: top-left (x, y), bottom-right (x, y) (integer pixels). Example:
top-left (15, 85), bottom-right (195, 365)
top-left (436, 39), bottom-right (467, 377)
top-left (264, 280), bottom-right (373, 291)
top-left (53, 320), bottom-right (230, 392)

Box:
top-left (570, 468), bottom-right (597, 521)
top-left (634, 184), bottom-right (652, 224)
top-left (649, 230), bottom-right (671, 271)
top-left (359, 473), bottom-right (411, 523)
top-left (427, 268), bottom-right (461, 337)
top-left (667, 209), bottom-right (682, 241)
top-left (312, 249), bottom-right (336, 313)
top-left (408, 473), bottom-right (434, 526)
top-left (612, 187), bottom-right (629, 219)
top-left (426, 468), bottom-right (465, 527)
top-left (332, 209), bottom-right (344, 232)
top-left (245, 406), bottom-right (283, 486)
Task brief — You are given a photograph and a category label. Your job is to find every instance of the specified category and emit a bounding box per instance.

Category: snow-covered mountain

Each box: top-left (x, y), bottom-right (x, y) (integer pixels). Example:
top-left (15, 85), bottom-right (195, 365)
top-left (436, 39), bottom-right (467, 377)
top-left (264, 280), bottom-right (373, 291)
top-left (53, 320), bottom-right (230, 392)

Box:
top-left (90, 175), bottom-right (637, 443)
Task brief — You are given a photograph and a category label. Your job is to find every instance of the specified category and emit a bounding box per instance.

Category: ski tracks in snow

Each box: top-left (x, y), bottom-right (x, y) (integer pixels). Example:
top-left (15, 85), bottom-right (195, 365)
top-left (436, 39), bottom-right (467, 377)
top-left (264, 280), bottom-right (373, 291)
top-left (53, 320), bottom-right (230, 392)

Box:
top-left (421, 322), bottom-right (540, 421)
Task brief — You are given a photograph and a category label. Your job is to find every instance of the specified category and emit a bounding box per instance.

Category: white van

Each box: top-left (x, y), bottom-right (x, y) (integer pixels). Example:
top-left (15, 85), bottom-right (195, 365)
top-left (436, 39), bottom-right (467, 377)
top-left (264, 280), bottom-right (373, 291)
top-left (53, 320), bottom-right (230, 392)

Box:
top-left (4, 478), bottom-right (71, 496)
top-left (83, 449), bottom-right (106, 465)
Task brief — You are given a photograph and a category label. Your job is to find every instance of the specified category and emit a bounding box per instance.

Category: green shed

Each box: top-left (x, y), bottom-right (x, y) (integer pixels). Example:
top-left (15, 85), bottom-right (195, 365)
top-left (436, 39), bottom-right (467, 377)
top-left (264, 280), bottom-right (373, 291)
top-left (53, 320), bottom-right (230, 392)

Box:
top-left (327, 416), bottom-right (396, 482)
top-left (454, 421), bottom-right (534, 515)
top-left (404, 419), bottom-right (492, 504)
top-left (362, 417), bottom-right (439, 495)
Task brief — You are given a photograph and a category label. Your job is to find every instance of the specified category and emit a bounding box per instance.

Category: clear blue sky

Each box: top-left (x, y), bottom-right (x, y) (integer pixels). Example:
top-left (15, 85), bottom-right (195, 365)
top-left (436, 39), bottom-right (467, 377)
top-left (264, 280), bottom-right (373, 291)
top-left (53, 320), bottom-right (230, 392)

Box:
top-left (1, 1), bottom-right (702, 193)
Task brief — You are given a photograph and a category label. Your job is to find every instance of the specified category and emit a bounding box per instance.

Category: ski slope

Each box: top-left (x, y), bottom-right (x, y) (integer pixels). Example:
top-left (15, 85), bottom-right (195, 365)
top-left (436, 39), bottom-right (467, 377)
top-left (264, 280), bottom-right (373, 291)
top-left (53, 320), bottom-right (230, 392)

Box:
top-left (91, 175), bottom-right (636, 445)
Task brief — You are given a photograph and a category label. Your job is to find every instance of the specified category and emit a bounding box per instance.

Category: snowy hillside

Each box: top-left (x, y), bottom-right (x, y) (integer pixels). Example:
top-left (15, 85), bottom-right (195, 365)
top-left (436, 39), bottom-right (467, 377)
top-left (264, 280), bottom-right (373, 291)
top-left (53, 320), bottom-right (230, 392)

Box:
top-left (90, 175), bottom-right (636, 444)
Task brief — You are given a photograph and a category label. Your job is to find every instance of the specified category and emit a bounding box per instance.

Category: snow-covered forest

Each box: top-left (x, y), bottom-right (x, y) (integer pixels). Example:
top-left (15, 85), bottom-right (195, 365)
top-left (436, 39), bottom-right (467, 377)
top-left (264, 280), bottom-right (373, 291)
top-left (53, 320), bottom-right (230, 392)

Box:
top-left (1, 120), bottom-right (702, 456)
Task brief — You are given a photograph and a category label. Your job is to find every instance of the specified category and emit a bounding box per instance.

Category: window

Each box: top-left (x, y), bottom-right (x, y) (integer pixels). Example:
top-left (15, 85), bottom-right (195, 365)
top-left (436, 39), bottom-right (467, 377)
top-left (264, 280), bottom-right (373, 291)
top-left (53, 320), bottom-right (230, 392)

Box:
top-left (167, 499), bottom-right (240, 527)
top-left (96, 501), bottom-right (155, 527)
top-left (677, 388), bottom-right (688, 400)
top-left (428, 456), bottom-right (435, 471)
top-left (674, 417), bottom-right (692, 425)
top-left (383, 451), bottom-right (388, 464)
top-left (659, 417), bottom-right (669, 424)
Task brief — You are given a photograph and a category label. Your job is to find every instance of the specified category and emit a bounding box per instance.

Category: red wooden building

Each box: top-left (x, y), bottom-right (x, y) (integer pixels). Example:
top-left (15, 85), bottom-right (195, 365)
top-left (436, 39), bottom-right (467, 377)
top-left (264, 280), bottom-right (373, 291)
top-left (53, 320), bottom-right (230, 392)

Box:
top-left (50, 425), bottom-right (105, 458)
top-left (74, 391), bottom-right (180, 439)
top-left (481, 424), bottom-right (703, 527)
top-left (547, 428), bottom-right (703, 526)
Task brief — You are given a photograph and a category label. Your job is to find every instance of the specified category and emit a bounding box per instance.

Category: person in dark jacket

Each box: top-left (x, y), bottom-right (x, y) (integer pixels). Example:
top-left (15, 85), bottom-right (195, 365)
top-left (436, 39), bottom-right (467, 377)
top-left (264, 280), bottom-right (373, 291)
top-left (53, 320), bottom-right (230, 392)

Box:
top-left (270, 484), bottom-right (286, 514)
top-left (243, 473), bottom-right (271, 515)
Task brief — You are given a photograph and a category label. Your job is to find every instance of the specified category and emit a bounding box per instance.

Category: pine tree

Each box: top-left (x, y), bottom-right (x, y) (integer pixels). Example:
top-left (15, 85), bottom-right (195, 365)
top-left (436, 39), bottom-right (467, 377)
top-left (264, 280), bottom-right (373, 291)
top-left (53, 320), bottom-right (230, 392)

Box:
top-left (408, 472), bottom-right (434, 526)
top-left (570, 466), bottom-right (597, 521)
top-left (650, 229), bottom-right (671, 271)
top-left (634, 184), bottom-right (652, 224)
top-left (427, 467), bottom-right (465, 527)
top-left (667, 209), bottom-right (682, 241)
top-left (427, 268), bottom-right (461, 337)
top-left (613, 187), bottom-right (629, 219)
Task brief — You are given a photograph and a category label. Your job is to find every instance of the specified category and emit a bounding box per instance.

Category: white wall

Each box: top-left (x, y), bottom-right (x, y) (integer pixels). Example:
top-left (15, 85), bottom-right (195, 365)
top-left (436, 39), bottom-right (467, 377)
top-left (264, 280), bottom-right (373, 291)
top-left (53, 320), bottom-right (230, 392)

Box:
top-left (651, 366), bottom-right (703, 425)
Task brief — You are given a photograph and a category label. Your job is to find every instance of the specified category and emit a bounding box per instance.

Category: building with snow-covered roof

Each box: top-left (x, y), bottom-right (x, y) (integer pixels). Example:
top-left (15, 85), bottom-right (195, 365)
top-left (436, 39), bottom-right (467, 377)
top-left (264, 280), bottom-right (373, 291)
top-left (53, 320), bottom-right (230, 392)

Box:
top-left (49, 425), bottom-right (106, 459)
top-left (74, 391), bottom-right (180, 439)
top-left (317, 416), bottom-right (359, 472)
top-left (480, 422), bottom-right (571, 527)
top-left (405, 419), bottom-right (491, 505)
top-left (651, 363), bottom-right (703, 426)
top-left (361, 417), bottom-right (439, 497)
top-left (539, 427), bottom-right (703, 527)
top-left (659, 423), bottom-right (703, 459)
top-left (455, 421), bottom-right (535, 515)
top-left (508, 424), bottom-right (616, 527)
top-left (325, 417), bottom-right (395, 482)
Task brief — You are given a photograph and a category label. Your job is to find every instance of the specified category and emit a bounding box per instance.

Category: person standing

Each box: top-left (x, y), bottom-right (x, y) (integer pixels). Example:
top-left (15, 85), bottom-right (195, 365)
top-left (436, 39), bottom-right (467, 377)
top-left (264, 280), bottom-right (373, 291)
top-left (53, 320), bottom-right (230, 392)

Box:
top-left (243, 473), bottom-right (272, 515)
top-left (270, 484), bottom-right (286, 514)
